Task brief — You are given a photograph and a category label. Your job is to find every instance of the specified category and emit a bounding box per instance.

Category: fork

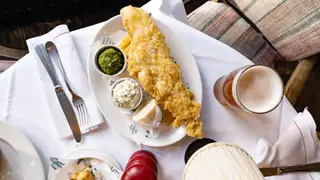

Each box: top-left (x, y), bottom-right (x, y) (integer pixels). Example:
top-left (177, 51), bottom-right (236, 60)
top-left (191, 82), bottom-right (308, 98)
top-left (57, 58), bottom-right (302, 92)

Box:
top-left (45, 41), bottom-right (90, 127)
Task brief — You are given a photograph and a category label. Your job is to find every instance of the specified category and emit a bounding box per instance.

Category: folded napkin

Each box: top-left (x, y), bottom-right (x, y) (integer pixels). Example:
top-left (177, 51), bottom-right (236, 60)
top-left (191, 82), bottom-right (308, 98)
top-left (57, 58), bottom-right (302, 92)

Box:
top-left (254, 108), bottom-right (320, 179)
top-left (26, 25), bottom-right (103, 139)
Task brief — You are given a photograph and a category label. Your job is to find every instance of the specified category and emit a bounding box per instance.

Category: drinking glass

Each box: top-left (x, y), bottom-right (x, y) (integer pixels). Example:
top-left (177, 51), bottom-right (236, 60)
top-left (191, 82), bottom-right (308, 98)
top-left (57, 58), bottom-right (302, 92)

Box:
top-left (213, 65), bottom-right (284, 114)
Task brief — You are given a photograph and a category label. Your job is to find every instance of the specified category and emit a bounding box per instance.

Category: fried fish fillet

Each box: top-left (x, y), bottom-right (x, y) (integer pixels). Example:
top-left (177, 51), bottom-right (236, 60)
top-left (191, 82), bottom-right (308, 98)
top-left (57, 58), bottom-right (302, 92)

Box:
top-left (120, 6), bottom-right (203, 138)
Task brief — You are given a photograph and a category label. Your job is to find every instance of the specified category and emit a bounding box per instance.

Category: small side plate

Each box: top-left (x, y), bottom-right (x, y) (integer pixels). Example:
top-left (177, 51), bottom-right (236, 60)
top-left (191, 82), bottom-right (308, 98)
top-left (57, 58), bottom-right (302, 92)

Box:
top-left (0, 122), bottom-right (45, 180)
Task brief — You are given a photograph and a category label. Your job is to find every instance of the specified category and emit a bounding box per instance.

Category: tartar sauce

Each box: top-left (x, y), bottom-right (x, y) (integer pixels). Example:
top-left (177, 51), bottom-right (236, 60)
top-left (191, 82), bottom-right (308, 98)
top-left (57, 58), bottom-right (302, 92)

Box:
top-left (112, 79), bottom-right (141, 109)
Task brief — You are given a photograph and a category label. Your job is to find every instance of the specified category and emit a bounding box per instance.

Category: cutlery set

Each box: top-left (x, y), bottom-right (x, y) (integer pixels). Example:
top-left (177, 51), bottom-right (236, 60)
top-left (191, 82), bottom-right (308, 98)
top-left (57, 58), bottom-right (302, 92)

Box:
top-left (35, 42), bottom-right (87, 143)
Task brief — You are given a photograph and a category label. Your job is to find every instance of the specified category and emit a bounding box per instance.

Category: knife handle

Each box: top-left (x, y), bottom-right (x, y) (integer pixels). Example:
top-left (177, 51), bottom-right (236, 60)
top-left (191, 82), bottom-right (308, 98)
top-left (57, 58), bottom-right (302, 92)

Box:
top-left (35, 44), bottom-right (61, 88)
top-left (280, 162), bottom-right (320, 174)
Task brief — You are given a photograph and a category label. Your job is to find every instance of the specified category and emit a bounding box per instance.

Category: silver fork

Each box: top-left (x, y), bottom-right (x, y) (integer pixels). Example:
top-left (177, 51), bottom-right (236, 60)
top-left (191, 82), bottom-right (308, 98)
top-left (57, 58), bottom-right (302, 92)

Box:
top-left (45, 41), bottom-right (90, 127)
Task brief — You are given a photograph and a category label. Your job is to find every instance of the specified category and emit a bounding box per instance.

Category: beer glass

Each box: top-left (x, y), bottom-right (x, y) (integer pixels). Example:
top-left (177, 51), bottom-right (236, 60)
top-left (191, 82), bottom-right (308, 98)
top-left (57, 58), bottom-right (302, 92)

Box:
top-left (213, 65), bottom-right (283, 114)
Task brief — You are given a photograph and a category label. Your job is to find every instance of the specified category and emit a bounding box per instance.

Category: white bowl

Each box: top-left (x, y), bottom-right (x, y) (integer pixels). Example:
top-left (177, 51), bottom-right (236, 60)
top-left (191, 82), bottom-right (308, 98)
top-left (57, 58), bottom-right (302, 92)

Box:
top-left (110, 78), bottom-right (143, 111)
top-left (94, 45), bottom-right (127, 77)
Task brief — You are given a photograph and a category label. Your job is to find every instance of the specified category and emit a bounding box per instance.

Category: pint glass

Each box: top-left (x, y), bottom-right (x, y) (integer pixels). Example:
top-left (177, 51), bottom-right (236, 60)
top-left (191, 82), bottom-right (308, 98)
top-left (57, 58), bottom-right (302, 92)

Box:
top-left (213, 65), bottom-right (284, 114)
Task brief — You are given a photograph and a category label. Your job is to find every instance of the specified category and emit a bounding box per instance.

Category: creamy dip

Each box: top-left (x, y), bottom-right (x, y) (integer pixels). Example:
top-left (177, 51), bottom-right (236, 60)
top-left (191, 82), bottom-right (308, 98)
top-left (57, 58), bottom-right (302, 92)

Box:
top-left (112, 79), bottom-right (141, 109)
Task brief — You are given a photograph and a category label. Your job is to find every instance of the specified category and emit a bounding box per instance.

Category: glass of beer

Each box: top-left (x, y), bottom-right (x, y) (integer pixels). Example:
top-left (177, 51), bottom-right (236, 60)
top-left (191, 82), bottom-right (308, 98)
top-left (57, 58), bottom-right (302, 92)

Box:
top-left (213, 65), bottom-right (284, 114)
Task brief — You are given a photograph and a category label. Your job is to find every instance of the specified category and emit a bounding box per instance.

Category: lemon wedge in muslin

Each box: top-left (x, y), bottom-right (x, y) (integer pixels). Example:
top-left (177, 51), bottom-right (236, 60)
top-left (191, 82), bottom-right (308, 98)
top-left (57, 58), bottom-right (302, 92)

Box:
top-left (133, 99), bottom-right (162, 127)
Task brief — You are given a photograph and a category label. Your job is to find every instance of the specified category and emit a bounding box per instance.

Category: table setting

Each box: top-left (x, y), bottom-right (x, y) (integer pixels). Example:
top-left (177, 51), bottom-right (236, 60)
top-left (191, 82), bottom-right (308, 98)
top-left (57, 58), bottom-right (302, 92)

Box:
top-left (0, 0), bottom-right (320, 179)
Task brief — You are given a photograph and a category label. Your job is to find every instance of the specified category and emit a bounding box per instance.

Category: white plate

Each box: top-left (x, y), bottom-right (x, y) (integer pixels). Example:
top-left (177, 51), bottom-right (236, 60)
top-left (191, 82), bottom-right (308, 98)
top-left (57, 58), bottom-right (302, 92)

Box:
top-left (87, 15), bottom-right (202, 147)
top-left (48, 149), bottom-right (122, 180)
top-left (0, 122), bottom-right (45, 180)
top-left (65, 149), bottom-right (122, 179)
top-left (64, 148), bottom-right (121, 169)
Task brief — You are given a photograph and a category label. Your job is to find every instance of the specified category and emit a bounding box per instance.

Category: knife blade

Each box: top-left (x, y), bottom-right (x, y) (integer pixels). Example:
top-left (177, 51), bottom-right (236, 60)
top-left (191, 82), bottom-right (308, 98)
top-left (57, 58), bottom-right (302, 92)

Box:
top-left (260, 162), bottom-right (320, 176)
top-left (35, 44), bottom-right (81, 142)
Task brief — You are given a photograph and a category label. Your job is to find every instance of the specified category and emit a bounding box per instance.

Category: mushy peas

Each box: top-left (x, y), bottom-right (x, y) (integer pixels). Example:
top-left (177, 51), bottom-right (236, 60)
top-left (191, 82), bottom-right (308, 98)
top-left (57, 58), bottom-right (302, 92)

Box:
top-left (98, 47), bottom-right (124, 75)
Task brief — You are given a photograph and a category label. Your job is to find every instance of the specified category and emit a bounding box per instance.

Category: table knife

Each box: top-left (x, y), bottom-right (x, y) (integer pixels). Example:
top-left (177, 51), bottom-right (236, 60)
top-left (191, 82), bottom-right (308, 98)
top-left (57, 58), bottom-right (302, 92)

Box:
top-left (260, 162), bottom-right (320, 176)
top-left (35, 44), bottom-right (81, 143)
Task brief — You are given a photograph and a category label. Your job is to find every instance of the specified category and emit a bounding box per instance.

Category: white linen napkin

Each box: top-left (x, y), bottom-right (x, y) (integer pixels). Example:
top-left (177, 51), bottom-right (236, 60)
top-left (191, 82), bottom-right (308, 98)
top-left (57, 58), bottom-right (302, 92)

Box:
top-left (254, 108), bottom-right (320, 179)
top-left (26, 25), bottom-right (103, 139)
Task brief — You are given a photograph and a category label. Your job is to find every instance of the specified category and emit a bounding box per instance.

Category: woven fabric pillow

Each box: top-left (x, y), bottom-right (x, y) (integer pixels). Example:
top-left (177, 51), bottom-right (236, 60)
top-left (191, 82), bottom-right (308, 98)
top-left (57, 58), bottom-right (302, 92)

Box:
top-left (232, 0), bottom-right (320, 61)
top-left (187, 1), bottom-right (281, 67)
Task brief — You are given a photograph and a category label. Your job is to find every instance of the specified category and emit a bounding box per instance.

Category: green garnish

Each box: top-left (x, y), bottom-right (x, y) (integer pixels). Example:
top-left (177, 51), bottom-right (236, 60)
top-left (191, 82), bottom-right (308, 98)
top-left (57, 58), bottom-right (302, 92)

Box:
top-left (98, 47), bottom-right (124, 75)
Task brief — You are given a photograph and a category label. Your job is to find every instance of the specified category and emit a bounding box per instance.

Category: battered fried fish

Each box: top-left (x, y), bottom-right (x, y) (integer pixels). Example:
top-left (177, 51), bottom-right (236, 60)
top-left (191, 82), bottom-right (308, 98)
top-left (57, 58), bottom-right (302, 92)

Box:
top-left (120, 6), bottom-right (203, 138)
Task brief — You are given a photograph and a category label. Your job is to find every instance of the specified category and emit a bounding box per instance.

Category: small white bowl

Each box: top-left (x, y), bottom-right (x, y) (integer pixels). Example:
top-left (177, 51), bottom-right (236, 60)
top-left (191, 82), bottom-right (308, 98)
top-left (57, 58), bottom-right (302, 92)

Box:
top-left (94, 45), bottom-right (127, 77)
top-left (110, 78), bottom-right (143, 111)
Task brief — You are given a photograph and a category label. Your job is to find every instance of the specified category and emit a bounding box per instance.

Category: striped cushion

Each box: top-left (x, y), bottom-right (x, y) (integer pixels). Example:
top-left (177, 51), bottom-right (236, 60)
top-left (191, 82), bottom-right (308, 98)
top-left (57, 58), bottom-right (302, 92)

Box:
top-left (232, 0), bottom-right (320, 61)
top-left (187, 1), bottom-right (281, 67)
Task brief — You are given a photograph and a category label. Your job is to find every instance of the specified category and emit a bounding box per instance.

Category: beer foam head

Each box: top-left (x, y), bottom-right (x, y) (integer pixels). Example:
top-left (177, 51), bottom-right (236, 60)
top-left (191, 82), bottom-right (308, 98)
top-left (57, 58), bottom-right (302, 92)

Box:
top-left (234, 66), bottom-right (283, 113)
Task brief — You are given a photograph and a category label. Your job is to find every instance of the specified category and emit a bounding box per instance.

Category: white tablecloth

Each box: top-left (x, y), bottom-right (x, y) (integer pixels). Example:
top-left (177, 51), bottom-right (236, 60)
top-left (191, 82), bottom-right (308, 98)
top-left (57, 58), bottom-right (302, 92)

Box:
top-left (0, 0), bottom-right (318, 179)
